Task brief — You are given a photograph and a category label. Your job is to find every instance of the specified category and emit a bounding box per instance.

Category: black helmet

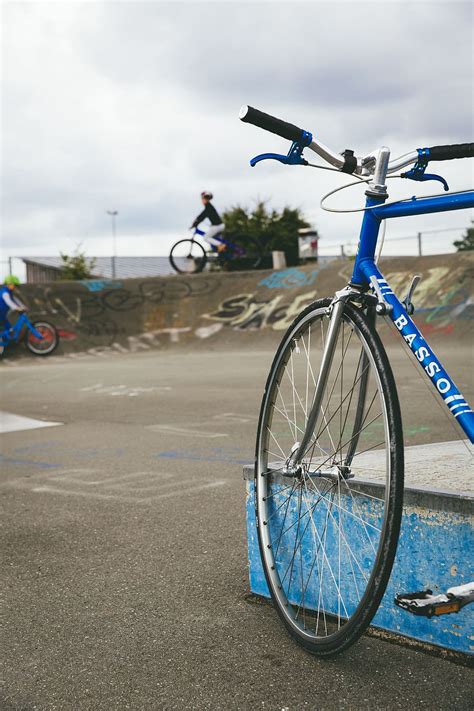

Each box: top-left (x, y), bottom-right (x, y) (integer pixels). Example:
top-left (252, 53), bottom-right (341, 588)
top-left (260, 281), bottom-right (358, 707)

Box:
top-left (201, 190), bottom-right (213, 200)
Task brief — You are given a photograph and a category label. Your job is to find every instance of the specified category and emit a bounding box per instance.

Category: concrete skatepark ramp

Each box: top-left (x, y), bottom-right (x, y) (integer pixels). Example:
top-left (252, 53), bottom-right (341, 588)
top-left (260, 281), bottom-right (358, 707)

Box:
top-left (3, 252), bottom-right (473, 360)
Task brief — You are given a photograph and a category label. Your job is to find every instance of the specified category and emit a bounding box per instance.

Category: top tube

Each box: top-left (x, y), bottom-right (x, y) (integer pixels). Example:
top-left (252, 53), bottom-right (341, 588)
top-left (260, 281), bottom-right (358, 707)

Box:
top-left (371, 191), bottom-right (474, 221)
top-left (351, 190), bottom-right (474, 286)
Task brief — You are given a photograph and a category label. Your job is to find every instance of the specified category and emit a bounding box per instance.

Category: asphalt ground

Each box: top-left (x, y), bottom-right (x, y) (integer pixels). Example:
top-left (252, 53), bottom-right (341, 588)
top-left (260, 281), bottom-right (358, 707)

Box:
top-left (1, 344), bottom-right (473, 710)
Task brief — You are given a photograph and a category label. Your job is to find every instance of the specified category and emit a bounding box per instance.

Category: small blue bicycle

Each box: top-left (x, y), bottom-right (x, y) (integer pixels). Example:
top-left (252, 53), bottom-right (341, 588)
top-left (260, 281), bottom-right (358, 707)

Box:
top-left (169, 227), bottom-right (265, 274)
top-left (240, 105), bottom-right (473, 656)
top-left (0, 312), bottom-right (59, 356)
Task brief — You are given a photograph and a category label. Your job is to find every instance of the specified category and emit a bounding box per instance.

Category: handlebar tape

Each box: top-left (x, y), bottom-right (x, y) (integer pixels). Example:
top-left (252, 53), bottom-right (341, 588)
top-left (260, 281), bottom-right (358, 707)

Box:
top-left (239, 105), bottom-right (305, 143)
top-left (428, 143), bottom-right (474, 161)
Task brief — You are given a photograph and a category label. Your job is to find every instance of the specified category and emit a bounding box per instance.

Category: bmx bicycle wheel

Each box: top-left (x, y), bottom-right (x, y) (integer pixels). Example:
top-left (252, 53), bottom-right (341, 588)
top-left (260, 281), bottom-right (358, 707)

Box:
top-left (221, 237), bottom-right (264, 271)
top-left (255, 298), bottom-right (404, 656)
top-left (25, 321), bottom-right (59, 356)
top-left (244, 237), bottom-right (264, 269)
top-left (169, 239), bottom-right (207, 274)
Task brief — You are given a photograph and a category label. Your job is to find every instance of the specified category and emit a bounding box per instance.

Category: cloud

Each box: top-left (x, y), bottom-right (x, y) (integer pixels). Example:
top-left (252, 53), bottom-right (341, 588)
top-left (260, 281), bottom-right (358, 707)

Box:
top-left (1, 0), bottom-right (473, 267)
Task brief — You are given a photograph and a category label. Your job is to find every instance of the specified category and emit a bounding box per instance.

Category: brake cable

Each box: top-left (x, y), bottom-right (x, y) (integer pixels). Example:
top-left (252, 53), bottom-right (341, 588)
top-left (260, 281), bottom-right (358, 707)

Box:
top-left (305, 163), bottom-right (473, 214)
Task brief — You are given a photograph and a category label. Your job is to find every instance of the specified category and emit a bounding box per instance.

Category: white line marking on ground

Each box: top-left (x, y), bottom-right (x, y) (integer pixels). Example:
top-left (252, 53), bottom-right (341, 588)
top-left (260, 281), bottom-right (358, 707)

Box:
top-left (146, 424), bottom-right (228, 438)
top-left (98, 474), bottom-right (177, 490)
top-left (80, 383), bottom-right (172, 397)
top-left (141, 480), bottom-right (227, 501)
top-left (0, 411), bottom-right (63, 434)
top-left (47, 469), bottom-right (173, 487)
top-left (30, 486), bottom-right (141, 503)
top-left (121, 477), bottom-right (199, 493)
top-left (30, 479), bottom-right (227, 503)
top-left (214, 412), bottom-right (257, 424)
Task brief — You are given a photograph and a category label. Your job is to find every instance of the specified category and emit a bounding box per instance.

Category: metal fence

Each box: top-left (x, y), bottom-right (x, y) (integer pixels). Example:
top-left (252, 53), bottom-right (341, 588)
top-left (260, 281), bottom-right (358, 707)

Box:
top-left (318, 225), bottom-right (469, 259)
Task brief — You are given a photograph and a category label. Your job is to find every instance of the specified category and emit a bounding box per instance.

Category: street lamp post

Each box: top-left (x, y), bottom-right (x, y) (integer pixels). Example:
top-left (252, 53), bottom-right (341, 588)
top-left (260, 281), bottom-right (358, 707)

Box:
top-left (106, 210), bottom-right (118, 279)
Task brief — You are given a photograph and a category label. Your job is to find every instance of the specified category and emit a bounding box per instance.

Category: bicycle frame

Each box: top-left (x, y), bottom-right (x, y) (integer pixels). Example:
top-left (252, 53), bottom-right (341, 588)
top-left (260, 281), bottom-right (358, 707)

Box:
top-left (194, 227), bottom-right (245, 258)
top-left (353, 190), bottom-right (474, 443)
top-left (290, 190), bottom-right (474, 466)
top-left (0, 313), bottom-right (43, 348)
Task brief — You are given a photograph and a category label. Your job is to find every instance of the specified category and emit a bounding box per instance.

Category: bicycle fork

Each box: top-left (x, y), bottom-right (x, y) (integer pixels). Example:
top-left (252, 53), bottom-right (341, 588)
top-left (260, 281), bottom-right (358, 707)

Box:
top-left (284, 297), bottom-right (345, 475)
top-left (283, 293), bottom-right (371, 477)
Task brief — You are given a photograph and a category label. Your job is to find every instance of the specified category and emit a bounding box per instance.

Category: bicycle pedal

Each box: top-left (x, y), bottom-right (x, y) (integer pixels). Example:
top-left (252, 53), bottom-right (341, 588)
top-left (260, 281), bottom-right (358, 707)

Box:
top-left (394, 585), bottom-right (472, 617)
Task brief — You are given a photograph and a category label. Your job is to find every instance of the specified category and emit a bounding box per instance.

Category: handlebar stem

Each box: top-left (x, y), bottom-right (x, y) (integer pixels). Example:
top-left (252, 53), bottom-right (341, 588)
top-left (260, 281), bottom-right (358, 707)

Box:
top-left (366, 147), bottom-right (391, 197)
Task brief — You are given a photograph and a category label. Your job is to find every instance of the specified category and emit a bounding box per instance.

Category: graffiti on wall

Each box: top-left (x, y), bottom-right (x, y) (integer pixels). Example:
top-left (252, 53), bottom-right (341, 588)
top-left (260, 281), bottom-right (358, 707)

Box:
top-left (382, 266), bottom-right (474, 335)
top-left (16, 276), bottom-right (221, 349)
top-left (7, 262), bottom-right (471, 362)
top-left (258, 268), bottom-right (319, 290)
top-left (203, 291), bottom-right (318, 331)
top-left (81, 279), bottom-right (123, 292)
top-left (24, 277), bottom-right (219, 321)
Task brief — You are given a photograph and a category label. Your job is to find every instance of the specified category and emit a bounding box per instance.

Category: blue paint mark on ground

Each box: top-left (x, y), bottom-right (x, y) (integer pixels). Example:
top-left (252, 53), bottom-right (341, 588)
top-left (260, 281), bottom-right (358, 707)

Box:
top-left (12, 440), bottom-right (62, 455)
top-left (0, 453), bottom-right (60, 469)
top-left (156, 446), bottom-right (252, 465)
top-left (259, 268), bottom-right (319, 289)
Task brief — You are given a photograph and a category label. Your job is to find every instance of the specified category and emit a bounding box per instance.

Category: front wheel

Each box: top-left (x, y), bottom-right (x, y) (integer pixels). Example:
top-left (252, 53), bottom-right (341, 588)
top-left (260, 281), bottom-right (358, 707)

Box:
top-left (25, 321), bottom-right (59, 356)
top-left (255, 298), bottom-right (404, 656)
top-left (169, 239), bottom-right (207, 274)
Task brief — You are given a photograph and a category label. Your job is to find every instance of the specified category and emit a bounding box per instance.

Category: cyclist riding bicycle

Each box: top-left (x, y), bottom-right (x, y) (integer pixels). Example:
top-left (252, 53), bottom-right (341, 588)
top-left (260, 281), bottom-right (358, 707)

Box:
top-left (0, 275), bottom-right (27, 333)
top-left (190, 191), bottom-right (226, 252)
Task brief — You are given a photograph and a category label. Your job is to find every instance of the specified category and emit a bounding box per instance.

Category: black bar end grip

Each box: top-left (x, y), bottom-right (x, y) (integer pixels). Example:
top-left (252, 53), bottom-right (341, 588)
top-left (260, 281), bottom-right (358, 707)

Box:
top-left (239, 105), bottom-right (304, 143)
top-left (428, 143), bottom-right (474, 161)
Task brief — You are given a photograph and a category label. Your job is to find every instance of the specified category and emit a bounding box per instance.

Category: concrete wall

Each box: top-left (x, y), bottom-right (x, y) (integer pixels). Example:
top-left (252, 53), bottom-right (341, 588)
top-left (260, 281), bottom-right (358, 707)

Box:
top-left (4, 252), bottom-right (473, 360)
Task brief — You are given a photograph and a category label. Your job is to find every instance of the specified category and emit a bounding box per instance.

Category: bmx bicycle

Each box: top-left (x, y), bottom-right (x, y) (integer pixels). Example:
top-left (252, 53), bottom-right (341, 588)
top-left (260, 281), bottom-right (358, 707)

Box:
top-left (169, 227), bottom-right (265, 274)
top-left (0, 311), bottom-right (59, 357)
top-left (240, 105), bottom-right (473, 656)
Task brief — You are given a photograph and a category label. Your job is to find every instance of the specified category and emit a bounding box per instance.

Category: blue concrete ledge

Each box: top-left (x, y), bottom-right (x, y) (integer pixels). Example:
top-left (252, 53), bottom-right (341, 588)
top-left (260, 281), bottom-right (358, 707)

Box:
top-left (244, 464), bottom-right (473, 656)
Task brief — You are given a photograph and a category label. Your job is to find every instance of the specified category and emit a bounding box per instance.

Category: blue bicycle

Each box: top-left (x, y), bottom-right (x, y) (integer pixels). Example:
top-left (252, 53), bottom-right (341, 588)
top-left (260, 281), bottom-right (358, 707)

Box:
top-left (0, 311), bottom-right (59, 356)
top-left (240, 105), bottom-right (473, 655)
top-left (169, 227), bottom-right (265, 274)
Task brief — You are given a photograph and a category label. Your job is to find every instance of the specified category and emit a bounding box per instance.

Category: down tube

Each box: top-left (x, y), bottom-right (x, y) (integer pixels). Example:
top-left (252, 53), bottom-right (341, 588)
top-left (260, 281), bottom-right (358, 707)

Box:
top-left (359, 261), bottom-right (474, 443)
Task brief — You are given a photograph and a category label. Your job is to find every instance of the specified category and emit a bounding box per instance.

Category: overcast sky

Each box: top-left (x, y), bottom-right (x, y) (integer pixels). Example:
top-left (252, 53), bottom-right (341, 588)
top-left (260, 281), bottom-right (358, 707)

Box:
top-left (1, 0), bottom-right (473, 276)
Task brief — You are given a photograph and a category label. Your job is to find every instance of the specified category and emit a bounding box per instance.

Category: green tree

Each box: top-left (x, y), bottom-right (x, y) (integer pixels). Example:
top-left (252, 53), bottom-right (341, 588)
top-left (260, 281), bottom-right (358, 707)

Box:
top-left (59, 246), bottom-right (96, 280)
top-left (222, 201), bottom-right (310, 266)
top-left (453, 226), bottom-right (474, 252)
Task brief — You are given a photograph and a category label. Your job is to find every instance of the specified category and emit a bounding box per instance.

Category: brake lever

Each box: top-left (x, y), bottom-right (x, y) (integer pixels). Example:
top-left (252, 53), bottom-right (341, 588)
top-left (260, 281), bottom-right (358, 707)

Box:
top-left (250, 132), bottom-right (313, 168)
top-left (401, 149), bottom-right (449, 191)
top-left (401, 169), bottom-right (450, 191)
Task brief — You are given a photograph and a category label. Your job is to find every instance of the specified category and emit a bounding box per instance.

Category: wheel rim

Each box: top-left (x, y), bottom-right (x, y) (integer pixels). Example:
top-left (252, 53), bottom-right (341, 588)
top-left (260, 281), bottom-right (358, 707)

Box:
top-left (170, 240), bottom-right (206, 273)
top-left (27, 325), bottom-right (56, 353)
top-left (256, 305), bottom-right (394, 645)
top-left (243, 239), bottom-right (263, 268)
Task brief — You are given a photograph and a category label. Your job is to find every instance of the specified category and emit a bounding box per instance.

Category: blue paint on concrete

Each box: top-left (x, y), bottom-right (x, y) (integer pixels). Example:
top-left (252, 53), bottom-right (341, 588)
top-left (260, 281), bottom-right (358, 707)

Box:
top-left (245, 480), bottom-right (473, 654)
top-left (81, 279), bottom-right (123, 292)
top-left (12, 440), bottom-right (62, 455)
top-left (157, 446), bottom-right (253, 465)
top-left (0, 453), bottom-right (60, 469)
top-left (259, 268), bottom-right (319, 290)
top-left (73, 446), bottom-right (126, 460)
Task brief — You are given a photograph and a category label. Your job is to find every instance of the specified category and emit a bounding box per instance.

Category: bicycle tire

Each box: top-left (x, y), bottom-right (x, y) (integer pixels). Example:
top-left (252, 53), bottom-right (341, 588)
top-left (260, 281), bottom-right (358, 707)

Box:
top-left (169, 239), bottom-right (207, 274)
top-left (25, 321), bottom-right (59, 356)
top-left (255, 297), bottom-right (404, 656)
top-left (244, 237), bottom-right (264, 269)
